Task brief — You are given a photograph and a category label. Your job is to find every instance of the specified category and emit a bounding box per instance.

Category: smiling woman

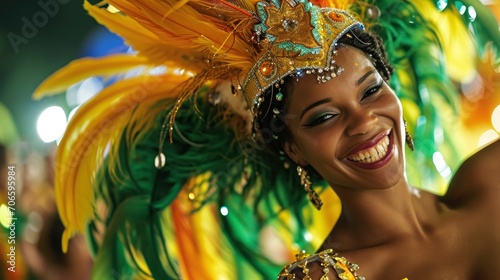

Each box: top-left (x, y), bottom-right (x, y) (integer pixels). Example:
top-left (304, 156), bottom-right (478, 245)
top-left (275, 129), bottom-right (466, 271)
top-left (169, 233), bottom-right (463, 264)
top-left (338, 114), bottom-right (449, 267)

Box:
top-left (282, 47), bottom-right (404, 187)
top-left (264, 28), bottom-right (500, 279)
top-left (32, 0), bottom-right (500, 279)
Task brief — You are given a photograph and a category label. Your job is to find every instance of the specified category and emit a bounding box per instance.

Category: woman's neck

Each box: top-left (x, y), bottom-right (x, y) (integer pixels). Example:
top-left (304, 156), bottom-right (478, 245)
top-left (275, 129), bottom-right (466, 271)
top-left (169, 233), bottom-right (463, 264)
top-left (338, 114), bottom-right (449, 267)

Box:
top-left (329, 179), bottom-right (436, 250)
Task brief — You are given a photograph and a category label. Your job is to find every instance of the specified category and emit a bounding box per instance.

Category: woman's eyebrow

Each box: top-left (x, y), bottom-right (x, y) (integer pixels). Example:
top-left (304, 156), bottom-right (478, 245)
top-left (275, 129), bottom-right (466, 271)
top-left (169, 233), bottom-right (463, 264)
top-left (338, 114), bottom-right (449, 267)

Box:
top-left (356, 69), bottom-right (378, 86)
top-left (300, 98), bottom-right (332, 120)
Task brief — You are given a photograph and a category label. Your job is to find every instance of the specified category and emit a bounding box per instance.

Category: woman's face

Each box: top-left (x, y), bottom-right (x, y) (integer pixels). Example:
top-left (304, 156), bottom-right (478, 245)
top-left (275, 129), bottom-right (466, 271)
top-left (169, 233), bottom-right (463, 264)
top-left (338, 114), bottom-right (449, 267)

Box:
top-left (283, 46), bottom-right (406, 190)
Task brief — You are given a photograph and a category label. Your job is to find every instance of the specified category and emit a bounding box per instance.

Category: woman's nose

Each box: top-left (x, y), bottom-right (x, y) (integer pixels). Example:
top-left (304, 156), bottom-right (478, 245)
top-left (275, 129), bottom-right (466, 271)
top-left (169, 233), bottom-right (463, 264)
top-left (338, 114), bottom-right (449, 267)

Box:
top-left (345, 108), bottom-right (378, 136)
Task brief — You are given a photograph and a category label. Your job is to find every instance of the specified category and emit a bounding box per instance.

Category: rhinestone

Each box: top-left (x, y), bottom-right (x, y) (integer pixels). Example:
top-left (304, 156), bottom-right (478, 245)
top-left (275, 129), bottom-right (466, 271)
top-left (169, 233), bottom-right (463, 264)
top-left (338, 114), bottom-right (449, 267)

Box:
top-left (282, 19), bottom-right (298, 31)
top-left (329, 11), bottom-right (343, 21)
top-left (259, 61), bottom-right (275, 78)
top-left (306, 70), bottom-right (311, 74)
top-left (273, 108), bottom-right (280, 114)
top-left (349, 263), bottom-right (360, 270)
top-left (318, 68), bottom-right (323, 73)
top-left (275, 92), bottom-right (283, 101)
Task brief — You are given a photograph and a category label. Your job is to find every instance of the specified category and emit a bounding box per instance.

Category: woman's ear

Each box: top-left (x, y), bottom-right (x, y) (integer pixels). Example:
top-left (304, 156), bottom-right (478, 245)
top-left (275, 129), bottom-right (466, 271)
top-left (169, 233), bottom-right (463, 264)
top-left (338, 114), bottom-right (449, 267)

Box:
top-left (283, 140), bottom-right (308, 166)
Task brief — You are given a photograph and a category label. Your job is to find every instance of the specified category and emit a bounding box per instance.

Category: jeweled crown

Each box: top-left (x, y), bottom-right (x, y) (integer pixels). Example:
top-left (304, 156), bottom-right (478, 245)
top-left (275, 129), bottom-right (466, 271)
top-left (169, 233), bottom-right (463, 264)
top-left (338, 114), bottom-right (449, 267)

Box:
top-left (242, 0), bottom-right (363, 110)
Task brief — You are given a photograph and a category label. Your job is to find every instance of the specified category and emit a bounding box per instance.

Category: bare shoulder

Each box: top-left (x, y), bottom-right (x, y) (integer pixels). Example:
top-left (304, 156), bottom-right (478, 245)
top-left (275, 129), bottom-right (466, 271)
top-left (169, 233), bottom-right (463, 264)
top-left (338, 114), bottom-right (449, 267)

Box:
top-left (442, 139), bottom-right (500, 208)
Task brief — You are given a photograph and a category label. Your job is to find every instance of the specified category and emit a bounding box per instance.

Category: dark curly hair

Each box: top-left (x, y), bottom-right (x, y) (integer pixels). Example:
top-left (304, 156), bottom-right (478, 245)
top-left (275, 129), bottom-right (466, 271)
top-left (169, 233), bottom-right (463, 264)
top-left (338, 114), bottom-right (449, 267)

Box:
top-left (254, 27), bottom-right (394, 156)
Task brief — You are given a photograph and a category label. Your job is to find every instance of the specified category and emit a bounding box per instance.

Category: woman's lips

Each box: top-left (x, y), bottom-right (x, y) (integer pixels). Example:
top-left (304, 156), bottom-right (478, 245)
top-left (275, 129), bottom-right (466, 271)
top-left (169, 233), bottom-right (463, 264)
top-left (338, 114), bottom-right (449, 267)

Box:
top-left (346, 130), bottom-right (395, 169)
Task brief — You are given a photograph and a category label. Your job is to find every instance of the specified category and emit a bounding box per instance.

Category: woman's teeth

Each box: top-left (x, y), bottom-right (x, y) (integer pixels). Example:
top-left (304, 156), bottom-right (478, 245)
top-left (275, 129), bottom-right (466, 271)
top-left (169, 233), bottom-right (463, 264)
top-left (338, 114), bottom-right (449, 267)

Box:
top-left (348, 136), bottom-right (390, 163)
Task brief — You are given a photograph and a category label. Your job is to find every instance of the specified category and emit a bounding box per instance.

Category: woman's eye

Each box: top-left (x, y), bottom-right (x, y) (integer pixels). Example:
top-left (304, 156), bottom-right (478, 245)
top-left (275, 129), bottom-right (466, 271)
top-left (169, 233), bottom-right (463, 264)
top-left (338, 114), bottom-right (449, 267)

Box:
top-left (362, 82), bottom-right (382, 100)
top-left (305, 113), bottom-right (336, 127)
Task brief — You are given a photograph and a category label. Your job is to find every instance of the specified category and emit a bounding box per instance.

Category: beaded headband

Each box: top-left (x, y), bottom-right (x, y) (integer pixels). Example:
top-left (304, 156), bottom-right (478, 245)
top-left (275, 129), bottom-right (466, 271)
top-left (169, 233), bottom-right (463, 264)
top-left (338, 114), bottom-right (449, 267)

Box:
top-left (242, 0), bottom-right (363, 112)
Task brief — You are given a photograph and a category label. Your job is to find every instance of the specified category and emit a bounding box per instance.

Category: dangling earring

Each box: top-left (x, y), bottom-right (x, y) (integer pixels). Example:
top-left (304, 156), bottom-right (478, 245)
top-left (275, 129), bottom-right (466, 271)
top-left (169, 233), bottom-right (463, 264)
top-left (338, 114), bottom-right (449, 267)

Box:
top-left (297, 166), bottom-right (323, 210)
top-left (404, 120), bottom-right (414, 151)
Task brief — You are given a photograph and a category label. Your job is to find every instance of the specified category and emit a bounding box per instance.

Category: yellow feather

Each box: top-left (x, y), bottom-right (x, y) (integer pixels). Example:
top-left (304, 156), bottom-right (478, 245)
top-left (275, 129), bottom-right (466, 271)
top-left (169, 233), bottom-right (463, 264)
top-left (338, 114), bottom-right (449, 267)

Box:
top-left (410, 0), bottom-right (476, 82)
top-left (178, 176), bottom-right (236, 279)
top-left (310, 0), bottom-right (352, 9)
top-left (105, 0), bottom-right (254, 65)
top-left (85, 1), bottom-right (208, 70)
top-left (57, 73), bottom-right (190, 251)
top-left (84, 1), bottom-right (160, 49)
top-left (33, 54), bottom-right (149, 99)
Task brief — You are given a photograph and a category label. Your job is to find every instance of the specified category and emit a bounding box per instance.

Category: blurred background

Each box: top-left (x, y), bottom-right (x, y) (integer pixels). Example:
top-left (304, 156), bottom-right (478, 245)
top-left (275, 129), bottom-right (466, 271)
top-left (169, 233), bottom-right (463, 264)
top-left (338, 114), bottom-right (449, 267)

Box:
top-left (0, 1), bottom-right (117, 279)
top-left (0, 0), bottom-right (500, 279)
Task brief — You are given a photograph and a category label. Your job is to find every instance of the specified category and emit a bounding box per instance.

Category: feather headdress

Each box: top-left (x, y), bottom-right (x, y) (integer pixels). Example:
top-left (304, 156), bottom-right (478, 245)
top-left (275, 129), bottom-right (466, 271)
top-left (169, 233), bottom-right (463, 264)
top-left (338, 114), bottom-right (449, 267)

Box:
top-left (33, 0), bottom-right (360, 252)
top-left (33, 0), bottom-right (499, 278)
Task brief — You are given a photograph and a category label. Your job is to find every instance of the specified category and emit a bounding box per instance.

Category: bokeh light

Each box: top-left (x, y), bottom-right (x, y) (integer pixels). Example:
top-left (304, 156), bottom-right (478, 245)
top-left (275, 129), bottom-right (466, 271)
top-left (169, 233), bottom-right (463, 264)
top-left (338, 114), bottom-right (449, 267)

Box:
top-left (432, 152), bottom-right (452, 179)
top-left (36, 106), bottom-right (67, 143)
top-left (220, 206), bottom-right (229, 216)
top-left (0, 204), bottom-right (12, 228)
top-left (436, 0), bottom-right (448, 11)
top-left (468, 6), bottom-right (477, 21)
top-left (478, 129), bottom-right (499, 147)
top-left (492, 104), bottom-right (500, 132)
top-left (66, 77), bottom-right (103, 107)
top-left (456, 1), bottom-right (467, 15)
